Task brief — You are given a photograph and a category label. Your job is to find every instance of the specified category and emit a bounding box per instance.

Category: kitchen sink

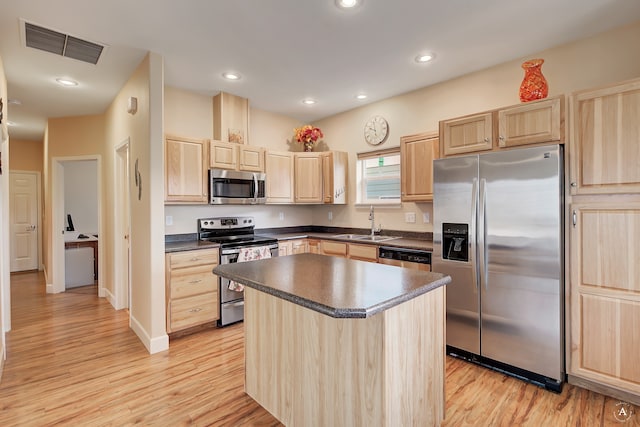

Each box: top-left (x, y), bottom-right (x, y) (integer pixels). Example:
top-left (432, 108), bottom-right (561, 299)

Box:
top-left (332, 234), bottom-right (399, 242)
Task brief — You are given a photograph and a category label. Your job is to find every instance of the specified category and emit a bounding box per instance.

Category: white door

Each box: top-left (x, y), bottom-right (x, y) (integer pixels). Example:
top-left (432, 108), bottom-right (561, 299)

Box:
top-left (10, 172), bottom-right (39, 271)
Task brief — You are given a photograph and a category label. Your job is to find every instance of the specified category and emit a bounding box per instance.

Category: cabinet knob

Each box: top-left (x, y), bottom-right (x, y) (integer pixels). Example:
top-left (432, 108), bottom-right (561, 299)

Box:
top-left (499, 136), bottom-right (505, 141)
top-left (483, 137), bottom-right (490, 143)
top-left (570, 182), bottom-right (577, 187)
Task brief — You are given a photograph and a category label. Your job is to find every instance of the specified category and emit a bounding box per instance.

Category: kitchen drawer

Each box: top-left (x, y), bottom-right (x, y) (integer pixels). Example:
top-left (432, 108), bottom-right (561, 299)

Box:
top-left (321, 240), bottom-right (347, 257)
top-left (169, 292), bottom-right (219, 331)
top-left (168, 248), bottom-right (219, 269)
top-left (169, 264), bottom-right (218, 299)
top-left (348, 243), bottom-right (378, 262)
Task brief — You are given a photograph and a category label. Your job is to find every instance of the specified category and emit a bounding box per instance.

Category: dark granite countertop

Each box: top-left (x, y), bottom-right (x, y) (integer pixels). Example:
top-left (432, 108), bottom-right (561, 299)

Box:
top-left (213, 253), bottom-right (449, 318)
top-left (165, 229), bottom-right (433, 253)
top-left (165, 240), bottom-right (220, 253)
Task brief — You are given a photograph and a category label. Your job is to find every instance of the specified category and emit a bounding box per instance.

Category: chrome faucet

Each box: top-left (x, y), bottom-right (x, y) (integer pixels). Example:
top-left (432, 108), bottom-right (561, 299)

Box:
top-left (369, 205), bottom-right (381, 237)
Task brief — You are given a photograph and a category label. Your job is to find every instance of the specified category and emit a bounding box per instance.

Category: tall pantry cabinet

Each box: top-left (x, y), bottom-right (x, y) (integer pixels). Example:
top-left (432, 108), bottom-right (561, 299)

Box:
top-left (568, 77), bottom-right (640, 405)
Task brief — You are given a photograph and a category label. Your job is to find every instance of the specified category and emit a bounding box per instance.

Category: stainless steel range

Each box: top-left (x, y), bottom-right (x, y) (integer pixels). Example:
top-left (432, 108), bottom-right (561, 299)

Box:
top-left (198, 216), bottom-right (278, 327)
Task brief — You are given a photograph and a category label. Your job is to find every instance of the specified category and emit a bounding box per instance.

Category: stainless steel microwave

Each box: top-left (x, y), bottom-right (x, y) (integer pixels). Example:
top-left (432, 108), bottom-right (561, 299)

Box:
top-left (209, 169), bottom-right (267, 204)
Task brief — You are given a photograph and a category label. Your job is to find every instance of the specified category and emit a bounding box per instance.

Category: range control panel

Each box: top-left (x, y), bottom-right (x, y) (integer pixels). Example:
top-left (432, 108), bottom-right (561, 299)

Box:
top-left (198, 217), bottom-right (254, 230)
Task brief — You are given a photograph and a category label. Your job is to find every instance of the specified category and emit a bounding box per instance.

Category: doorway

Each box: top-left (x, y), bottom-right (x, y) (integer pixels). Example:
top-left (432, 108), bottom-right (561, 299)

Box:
top-left (50, 156), bottom-right (102, 295)
top-left (9, 171), bottom-right (41, 272)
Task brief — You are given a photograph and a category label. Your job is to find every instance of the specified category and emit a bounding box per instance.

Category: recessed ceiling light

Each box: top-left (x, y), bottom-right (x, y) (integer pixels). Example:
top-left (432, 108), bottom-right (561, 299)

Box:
top-left (356, 94), bottom-right (368, 100)
top-left (6, 121), bottom-right (16, 126)
top-left (56, 78), bottom-right (78, 87)
top-left (415, 53), bottom-right (435, 63)
top-left (302, 98), bottom-right (317, 105)
top-left (8, 99), bottom-right (22, 105)
top-left (222, 72), bottom-right (241, 80)
top-left (335, 0), bottom-right (361, 8)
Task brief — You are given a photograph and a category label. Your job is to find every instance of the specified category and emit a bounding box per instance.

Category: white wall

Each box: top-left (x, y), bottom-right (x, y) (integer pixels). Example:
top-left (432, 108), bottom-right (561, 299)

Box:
top-left (63, 160), bottom-right (98, 233)
top-left (0, 54), bottom-right (9, 366)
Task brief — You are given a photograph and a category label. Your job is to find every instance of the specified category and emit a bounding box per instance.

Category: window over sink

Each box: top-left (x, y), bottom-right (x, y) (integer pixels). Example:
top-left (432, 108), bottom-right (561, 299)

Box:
top-left (356, 148), bottom-right (401, 205)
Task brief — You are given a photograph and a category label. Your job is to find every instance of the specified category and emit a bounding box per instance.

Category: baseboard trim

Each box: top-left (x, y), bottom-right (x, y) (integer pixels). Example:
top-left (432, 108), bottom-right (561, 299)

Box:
top-left (103, 287), bottom-right (116, 308)
top-left (46, 283), bottom-right (54, 294)
top-left (129, 314), bottom-right (169, 355)
top-left (568, 374), bottom-right (640, 406)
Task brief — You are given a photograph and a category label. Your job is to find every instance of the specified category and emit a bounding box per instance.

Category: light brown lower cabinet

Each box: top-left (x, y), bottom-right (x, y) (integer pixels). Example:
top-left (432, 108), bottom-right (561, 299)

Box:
top-left (307, 239), bottom-right (321, 254)
top-left (569, 202), bottom-right (640, 404)
top-left (165, 248), bottom-right (219, 333)
top-left (320, 240), bottom-right (347, 257)
top-left (279, 239), bottom-right (307, 256)
top-left (347, 243), bottom-right (378, 262)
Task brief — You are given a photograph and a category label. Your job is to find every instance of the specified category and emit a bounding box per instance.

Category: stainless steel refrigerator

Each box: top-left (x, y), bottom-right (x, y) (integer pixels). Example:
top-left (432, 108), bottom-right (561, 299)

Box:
top-left (433, 144), bottom-right (564, 391)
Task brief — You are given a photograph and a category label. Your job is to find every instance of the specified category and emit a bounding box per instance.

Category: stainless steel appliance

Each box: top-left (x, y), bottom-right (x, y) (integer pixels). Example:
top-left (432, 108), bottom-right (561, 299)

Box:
top-left (198, 216), bottom-right (278, 326)
top-left (209, 169), bottom-right (266, 205)
top-left (378, 246), bottom-right (431, 271)
top-left (433, 144), bottom-right (564, 391)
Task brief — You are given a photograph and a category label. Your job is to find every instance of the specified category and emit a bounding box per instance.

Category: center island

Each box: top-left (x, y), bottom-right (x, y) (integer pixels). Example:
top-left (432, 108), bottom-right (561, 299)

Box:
top-left (213, 253), bottom-right (451, 426)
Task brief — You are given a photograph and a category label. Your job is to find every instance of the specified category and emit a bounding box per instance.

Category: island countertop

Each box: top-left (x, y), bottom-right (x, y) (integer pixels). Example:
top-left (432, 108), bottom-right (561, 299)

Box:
top-left (213, 253), bottom-right (450, 318)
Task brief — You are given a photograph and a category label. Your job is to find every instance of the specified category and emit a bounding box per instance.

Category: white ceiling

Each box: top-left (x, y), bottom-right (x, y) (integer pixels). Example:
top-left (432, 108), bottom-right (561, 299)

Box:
top-left (1, 0), bottom-right (639, 141)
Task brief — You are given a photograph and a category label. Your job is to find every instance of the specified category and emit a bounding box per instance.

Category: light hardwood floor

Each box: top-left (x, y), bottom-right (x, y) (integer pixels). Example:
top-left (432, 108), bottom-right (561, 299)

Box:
top-left (0, 271), bottom-right (637, 426)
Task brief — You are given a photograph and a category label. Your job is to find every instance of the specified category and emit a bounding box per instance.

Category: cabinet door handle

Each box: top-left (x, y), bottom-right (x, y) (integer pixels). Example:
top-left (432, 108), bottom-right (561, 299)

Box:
top-left (189, 308), bottom-right (203, 313)
top-left (188, 279), bottom-right (202, 284)
top-left (572, 210), bottom-right (577, 227)
top-left (483, 137), bottom-right (490, 143)
top-left (570, 182), bottom-right (577, 187)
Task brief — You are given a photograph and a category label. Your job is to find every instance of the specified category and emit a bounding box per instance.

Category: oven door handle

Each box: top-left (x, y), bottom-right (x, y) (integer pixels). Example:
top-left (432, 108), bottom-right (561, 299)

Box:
top-left (228, 301), bottom-right (245, 308)
top-left (221, 244), bottom-right (279, 256)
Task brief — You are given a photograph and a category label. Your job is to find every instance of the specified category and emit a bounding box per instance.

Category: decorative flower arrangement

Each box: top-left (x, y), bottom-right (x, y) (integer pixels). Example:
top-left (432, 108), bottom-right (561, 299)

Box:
top-left (294, 125), bottom-right (323, 151)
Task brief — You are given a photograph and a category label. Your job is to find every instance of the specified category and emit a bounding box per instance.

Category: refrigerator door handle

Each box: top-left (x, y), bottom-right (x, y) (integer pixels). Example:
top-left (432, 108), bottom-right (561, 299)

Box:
top-left (470, 178), bottom-right (479, 292)
top-left (478, 178), bottom-right (488, 290)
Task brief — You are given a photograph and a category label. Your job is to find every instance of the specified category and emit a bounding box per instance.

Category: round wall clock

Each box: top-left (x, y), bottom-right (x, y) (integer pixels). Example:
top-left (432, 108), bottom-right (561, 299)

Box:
top-left (364, 115), bottom-right (389, 145)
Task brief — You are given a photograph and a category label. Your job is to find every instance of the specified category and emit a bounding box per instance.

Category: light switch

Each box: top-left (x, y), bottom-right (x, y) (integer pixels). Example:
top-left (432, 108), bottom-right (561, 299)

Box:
top-left (423, 213), bottom-right (430, 223)
top-left (165, 216), bottom-right (173, 226)
top-left (328, 211), bottom-right (333, 221)
top-left (279, 212), bottom-right (284, 221)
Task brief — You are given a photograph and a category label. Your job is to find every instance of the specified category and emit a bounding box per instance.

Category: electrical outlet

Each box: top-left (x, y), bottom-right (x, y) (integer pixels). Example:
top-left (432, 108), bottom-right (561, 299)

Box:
top-left (165, 215), bottom-right (173, 226)
top-left (405, 212), bottom-right (416, 223)
top-left (279, 212), bottom-right (284, 221)
top-left (423, 213), bottom-right (430, 223)
top-left (328, 211), bottom-right (333, 221)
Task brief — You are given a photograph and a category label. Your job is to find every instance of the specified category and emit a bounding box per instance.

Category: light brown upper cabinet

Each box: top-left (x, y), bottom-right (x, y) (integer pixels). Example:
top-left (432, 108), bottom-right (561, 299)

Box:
top-left (440, 96), bottom-right (565, 158)
top-left (165, 135), bottom-right (208, 204)
top-left (210, 140), bottom-right (265, 172)
top-left (440, 112), bottom-right (493, 156)
top-left (294, 153), bottom-right (323, 203)
top-left (497, 97), bottom-right (562, 148)
top-left (265, 151), bottom-right (294, 204)
top-left (322, 151), bottom-right (348, 204)
top-left (569, 78), bottom-right (640, 195)
top-left (401, 132), bottom-right (439, 202)
top-left (213, 91), bottom-right (249, 144)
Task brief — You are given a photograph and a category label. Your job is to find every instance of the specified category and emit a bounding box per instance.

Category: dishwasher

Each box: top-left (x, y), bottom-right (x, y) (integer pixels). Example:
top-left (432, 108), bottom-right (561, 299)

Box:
top-left (378, 246), bottom-right (432, 271)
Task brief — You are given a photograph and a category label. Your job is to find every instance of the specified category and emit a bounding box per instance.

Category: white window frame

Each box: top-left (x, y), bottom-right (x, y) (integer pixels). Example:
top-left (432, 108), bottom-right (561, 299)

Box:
top-left (356, 147), bottom-right (401, 206)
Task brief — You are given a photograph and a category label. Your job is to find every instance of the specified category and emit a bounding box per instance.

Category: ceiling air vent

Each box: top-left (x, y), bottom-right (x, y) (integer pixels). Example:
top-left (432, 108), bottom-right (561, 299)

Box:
top-left (24, 22), bottom-right (104, 65)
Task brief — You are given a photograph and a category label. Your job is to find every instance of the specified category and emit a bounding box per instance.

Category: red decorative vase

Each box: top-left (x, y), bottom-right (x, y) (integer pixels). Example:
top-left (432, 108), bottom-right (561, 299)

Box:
top-left (519, 59), bottom-right (548, 103)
